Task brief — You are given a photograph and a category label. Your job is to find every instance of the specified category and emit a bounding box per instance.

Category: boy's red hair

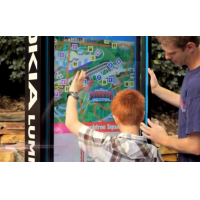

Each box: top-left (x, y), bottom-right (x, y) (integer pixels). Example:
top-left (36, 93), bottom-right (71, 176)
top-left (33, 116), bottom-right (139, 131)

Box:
top-left (111, 89), bottom-right (145, 125)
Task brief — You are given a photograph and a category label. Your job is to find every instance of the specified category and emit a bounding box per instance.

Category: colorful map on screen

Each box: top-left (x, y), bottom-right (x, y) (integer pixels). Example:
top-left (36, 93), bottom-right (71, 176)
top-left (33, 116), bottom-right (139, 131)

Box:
top-left (54, 37), bottom-right (136, 134)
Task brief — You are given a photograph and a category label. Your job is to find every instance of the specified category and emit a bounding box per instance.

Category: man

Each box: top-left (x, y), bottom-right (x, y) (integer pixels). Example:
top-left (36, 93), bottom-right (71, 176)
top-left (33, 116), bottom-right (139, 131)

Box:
top-left (65, 70), bottom-right (163, 162)
top-left (140, 36), bottom-right (200, 162)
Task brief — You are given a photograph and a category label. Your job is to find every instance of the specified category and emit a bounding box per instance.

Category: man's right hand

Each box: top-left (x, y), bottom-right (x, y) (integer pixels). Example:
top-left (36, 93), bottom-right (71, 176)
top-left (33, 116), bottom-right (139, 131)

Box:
top-left (148, 68), bottom-right (160, 94)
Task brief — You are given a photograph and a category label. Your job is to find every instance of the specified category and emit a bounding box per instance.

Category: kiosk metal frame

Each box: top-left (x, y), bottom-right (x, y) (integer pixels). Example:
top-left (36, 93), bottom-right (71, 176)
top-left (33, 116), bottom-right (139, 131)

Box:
top-left (25, 36), bottom-right (151, 162)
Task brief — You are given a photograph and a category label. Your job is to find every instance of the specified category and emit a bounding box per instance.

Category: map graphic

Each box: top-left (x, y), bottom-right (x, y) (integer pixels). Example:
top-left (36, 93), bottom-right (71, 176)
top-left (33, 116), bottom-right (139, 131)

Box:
top-left (54, 36), bottom-right (136, 161)
top-left (54, 36), bottom-right (136, 162)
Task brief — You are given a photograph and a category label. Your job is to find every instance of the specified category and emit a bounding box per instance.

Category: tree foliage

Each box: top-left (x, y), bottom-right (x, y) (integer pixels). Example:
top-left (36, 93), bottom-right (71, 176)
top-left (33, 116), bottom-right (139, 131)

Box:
top-left (0, 36), bottom-right (25, 82)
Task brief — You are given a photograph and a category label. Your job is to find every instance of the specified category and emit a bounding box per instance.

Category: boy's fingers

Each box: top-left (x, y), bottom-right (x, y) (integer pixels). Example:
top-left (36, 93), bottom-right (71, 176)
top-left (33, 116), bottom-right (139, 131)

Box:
top-left (74, 71), bottom-right (80, 81)
top-left (79, 70), bottom-right (85, 81)
top-left (79, 70), bottom-right (84, 80)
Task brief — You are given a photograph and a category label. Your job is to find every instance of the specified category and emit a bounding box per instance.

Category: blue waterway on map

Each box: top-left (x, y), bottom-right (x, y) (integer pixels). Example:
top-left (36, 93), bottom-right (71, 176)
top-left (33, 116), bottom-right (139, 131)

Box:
top-left (55, 105), bottom-right (86, 118)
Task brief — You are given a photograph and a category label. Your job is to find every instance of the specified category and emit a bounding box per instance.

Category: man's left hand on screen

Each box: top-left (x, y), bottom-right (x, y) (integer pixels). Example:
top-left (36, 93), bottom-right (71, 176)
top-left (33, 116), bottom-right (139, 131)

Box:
top-left (140, 118), bottom-right (169, 146)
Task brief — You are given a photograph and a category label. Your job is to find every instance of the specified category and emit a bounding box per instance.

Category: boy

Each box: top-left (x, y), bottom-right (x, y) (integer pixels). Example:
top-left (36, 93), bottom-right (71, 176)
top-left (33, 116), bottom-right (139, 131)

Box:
top-left (65, 70), bottom-right (163, 162)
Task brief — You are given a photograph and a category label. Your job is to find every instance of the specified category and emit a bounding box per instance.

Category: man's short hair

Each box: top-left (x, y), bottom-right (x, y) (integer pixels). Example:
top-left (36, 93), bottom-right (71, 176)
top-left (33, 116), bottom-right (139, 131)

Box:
top-left (157, 36), bottom-right (200, 49)
top-left (111, 89), bottom-right (145, 125)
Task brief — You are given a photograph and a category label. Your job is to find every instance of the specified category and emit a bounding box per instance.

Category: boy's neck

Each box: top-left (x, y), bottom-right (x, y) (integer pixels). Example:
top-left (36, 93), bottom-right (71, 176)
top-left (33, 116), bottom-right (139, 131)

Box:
top-left (119, 124), bottom-right (140, 136)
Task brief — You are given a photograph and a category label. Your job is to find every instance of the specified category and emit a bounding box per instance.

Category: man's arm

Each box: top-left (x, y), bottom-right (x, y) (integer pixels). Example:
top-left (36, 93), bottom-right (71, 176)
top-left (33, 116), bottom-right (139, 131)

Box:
top-left (148, 68), bottom-right (180, 107)
top-left (153, 85), bottom-right (180, 108)
top-left (163, 133), bottom-right (200, 155)
top-left (65, 95), bottom-right (83, 137)
top-left (140, 119), bottom-right (200, 155)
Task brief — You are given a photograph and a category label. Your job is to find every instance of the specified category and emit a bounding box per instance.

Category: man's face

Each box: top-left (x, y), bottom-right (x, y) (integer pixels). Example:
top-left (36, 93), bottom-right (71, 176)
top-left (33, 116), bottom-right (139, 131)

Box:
top-left (161, 43), bottom-right (190, 66)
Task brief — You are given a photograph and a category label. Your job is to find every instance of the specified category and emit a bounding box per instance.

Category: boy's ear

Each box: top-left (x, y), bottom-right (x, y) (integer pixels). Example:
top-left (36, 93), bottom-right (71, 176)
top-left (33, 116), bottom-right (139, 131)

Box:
top-left (113, 115), bottom-right (119, 125)
top-left (141, 111), bottom-right (145, 122)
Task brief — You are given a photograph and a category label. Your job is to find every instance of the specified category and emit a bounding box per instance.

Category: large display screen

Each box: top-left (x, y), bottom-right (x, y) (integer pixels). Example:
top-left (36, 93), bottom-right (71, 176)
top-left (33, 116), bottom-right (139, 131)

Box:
top-left (54, 36), bottom-right (137, 161)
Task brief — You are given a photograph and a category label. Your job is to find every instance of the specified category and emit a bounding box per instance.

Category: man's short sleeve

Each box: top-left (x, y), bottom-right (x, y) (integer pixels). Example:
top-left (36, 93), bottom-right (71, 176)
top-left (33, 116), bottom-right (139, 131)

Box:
top-left (186, 97), bottom-right (200, 135)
